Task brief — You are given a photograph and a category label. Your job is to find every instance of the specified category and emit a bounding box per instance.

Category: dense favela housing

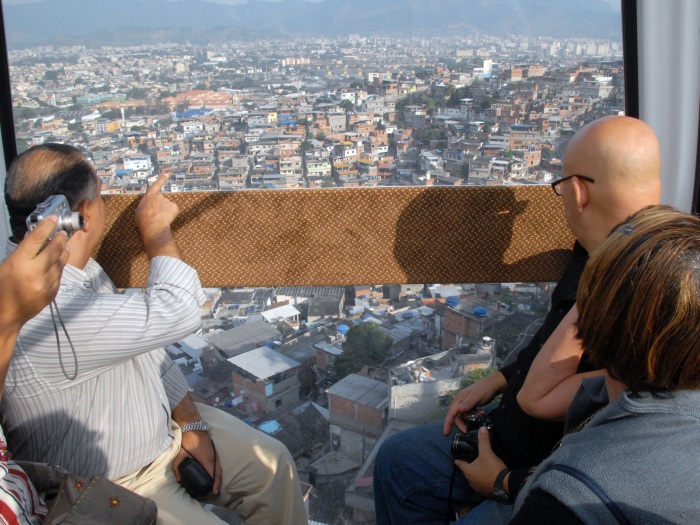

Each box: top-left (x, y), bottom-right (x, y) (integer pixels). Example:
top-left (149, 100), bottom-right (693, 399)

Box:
top-left (11, 35), bottom-right (621, 192)
top-left (9, 33), bottom-right (622, 523)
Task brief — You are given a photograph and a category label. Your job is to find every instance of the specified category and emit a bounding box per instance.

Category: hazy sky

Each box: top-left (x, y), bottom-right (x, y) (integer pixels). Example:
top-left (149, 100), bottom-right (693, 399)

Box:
top-left (1, 0), bottom-right (322, 3)
top-left (1, 0), bottom-right (621, 8)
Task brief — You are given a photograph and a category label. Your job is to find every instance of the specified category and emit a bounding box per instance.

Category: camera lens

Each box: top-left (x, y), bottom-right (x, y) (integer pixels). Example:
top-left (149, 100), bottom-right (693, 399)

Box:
top-left (451, 433), bottom-right (476, 462)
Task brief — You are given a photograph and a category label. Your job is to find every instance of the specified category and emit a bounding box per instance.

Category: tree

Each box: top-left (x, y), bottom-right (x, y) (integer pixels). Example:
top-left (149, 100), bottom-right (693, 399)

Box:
top-left (16, 138), bottom-right (29, 153)
top-left (14, 107), bottom-right (38, 121)
top-left (463, 367), bottom-right (495, 387)
top-left (480, 95), bottom-right (495, 110)
top-left (128, 87), bottom-right (148, 100)
top-left (447, 86), bottom-right (472, 107)
top-left (101, 109), bottom-right (121, 120)
top-left (335, 323), bottom-right (392, 379)
top-left (423, 96), bottom-right (436, 115)
top-left (541, 146), bottom-right (555, 159)
top-left (450, 162), bottom-right (469, 181)
top-left (339, 99), bottom-right (354, 113)
top-left (444, 84), bottom-right (457, 105)
top-left (388, 136), bottom-right (397, 156)
top-left (43, 69), bottom-right (61, 82)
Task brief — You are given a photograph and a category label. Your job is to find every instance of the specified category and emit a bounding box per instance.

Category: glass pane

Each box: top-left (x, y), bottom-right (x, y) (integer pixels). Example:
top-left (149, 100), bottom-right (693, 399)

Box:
top-left (4, 1), bottom-right (623, 191)
top-left (2, 1), bottom-right (623, 523)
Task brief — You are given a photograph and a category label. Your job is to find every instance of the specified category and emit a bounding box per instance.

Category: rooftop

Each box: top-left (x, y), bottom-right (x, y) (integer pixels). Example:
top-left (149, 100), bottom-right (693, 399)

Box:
top-left (206, 321), bottom-right (281, 357)
top-left (228, 346), bottom-right (300, 380)
top-left (260, 304), bottom-right (300, 322)
top-left (327, 374), bottom-right (389, 409)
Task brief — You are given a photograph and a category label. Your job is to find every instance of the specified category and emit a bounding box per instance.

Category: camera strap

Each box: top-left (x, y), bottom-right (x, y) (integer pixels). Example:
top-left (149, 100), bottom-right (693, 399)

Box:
top-left (49, 300), bottom-right (78, 380)
top-left (446, 463), bottom-right (459, 525)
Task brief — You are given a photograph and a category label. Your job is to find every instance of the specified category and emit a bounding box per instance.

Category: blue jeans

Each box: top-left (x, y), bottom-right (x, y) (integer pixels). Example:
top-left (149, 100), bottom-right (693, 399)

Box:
top-left (455, 499), bottom-right (513, 525)
top-left (375, 420), bottom-right (503, 525)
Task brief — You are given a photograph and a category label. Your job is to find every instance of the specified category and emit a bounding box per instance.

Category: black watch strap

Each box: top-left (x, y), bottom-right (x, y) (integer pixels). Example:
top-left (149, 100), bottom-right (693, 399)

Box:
top-left (493, 468), bottom-right (512, 504)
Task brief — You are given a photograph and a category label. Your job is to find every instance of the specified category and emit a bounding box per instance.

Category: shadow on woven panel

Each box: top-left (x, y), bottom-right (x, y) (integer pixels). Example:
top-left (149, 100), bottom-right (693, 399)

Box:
top-left (94, 186), bottom-right (575, 289)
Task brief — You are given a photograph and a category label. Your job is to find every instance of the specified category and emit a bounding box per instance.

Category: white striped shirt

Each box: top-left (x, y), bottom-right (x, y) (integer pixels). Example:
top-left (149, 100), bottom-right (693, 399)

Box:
top-left (1, 244), bottom-right (205, 479)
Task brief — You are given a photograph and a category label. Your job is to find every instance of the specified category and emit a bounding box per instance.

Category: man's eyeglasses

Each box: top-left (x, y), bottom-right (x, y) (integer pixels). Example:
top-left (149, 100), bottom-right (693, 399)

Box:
top-left (551, 175), bottom-right (595, 196)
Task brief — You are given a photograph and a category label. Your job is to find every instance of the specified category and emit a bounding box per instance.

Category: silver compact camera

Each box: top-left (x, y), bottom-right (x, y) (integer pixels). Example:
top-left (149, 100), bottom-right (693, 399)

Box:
top-left (26, 195), bottom-right (85, 238)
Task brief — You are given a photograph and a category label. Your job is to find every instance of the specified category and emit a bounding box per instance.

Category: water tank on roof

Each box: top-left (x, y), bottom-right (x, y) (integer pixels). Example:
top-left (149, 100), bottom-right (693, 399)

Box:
top-left (337, 324), bottom-right (349, 335)
top-left (446, 296), bottom-right (460, 308)
top-left (473, 306), bottom-right (488, 318)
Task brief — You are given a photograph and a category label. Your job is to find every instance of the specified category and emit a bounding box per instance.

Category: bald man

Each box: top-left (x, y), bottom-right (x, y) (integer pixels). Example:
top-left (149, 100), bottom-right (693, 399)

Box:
top-left (558, 115), bottom-right (661, 253)
top-left (516, 116), bottom-right (661, 422)
top-left (3, 144), bottom-right (307, 525)
top-left (373, 116), bottom-right (662, 525)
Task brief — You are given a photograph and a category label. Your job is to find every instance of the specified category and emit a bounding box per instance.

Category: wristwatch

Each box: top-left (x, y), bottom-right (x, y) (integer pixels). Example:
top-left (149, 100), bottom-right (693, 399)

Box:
top-left (493, 468), bottom-right (512, 504)
top-left (180, 420), bottom-right (211, 436)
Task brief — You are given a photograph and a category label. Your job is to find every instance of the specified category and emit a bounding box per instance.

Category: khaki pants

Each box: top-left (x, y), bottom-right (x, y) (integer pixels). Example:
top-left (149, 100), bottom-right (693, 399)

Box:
top-left (115, 403), bottom-right (307, 525)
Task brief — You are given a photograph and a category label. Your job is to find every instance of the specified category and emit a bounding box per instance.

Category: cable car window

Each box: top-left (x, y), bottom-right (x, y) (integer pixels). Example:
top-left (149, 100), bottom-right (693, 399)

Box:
top-left (1, 1), bottom-right (625, 522)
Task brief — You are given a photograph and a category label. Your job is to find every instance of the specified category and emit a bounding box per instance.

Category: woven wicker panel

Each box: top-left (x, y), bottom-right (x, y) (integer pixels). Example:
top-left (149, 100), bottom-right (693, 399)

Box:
top-left (95, 185), bottom-right (574, 289)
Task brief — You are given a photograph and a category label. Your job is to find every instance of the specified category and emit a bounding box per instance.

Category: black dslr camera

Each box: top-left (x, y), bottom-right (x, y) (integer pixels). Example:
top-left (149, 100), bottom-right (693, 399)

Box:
top-left (451, 413), bottom-right (493, 462)
top-left (26, 195), bottom-right (85, 239)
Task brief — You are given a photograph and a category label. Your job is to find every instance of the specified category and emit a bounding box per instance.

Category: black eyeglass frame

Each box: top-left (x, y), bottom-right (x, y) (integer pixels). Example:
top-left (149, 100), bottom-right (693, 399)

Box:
top-left (551, 175), bottom-right (595, 196)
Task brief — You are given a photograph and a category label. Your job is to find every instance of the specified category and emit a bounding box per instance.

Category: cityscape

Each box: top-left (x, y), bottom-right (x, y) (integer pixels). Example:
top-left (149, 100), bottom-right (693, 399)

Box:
top-left (7, 12), bottom-right (622, 523)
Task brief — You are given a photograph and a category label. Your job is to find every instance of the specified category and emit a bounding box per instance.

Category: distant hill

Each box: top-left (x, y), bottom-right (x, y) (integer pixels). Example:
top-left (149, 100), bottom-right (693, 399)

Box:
top-left (4, 0), bottom-right (622, 49)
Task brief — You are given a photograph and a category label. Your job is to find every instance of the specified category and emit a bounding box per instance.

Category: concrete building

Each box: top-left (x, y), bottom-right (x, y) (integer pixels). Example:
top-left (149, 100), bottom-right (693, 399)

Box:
top-left (206, 321), bottom-right (281, 358)
top-left (228, 346), bottom-right (301, 415)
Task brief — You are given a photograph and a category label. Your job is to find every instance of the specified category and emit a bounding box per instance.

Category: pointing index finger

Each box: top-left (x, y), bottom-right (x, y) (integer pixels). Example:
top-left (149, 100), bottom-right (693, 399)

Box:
top-left (147, 174), bottom-right (169, 194)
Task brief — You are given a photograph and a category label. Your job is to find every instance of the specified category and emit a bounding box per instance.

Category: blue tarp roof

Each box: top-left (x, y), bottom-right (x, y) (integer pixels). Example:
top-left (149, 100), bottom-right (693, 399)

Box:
top-left (258, 420), bottom-right (282, 435)
top-left (176, 109), bottom-right (211, 118)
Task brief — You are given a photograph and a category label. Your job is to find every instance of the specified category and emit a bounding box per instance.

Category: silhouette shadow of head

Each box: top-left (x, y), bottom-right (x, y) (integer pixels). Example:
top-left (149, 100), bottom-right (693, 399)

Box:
top-left (394, 186), bottom-right (572, 284)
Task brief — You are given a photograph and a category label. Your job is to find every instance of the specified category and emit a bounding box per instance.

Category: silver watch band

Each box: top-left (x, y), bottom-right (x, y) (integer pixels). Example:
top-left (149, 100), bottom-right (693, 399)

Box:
top-left (180, 420), bottom-right (211, 435)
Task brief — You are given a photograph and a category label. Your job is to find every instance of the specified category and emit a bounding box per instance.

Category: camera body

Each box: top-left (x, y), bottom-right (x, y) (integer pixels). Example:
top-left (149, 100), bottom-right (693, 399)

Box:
top-left (26, 195), bottom-right (85, 239)
top-left (451, 413), bottom-right (494, 462)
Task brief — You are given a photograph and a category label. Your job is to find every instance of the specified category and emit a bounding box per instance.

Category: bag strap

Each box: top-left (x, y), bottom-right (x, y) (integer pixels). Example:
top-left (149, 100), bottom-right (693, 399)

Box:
top-left (546, 464), bottom-right (632, 525)
top-left (13, 461), bottom-right (70, 495)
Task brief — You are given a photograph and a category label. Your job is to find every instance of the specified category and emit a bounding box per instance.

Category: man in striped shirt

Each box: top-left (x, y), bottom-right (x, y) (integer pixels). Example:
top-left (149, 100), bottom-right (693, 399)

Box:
top-left (2, 144), bottom-right (307, 525)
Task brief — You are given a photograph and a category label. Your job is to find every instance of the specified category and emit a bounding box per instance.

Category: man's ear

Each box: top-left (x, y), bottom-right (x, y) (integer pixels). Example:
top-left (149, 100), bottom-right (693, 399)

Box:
top-left (571, 176), bottom-right (590, 214)
top-left (77, 199), bottom-right (92, 233)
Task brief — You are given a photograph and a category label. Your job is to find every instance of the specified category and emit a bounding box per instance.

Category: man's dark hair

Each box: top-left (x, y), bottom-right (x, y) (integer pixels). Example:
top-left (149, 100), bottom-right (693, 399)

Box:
top-left (5, 143), bottom-right (98, 241)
